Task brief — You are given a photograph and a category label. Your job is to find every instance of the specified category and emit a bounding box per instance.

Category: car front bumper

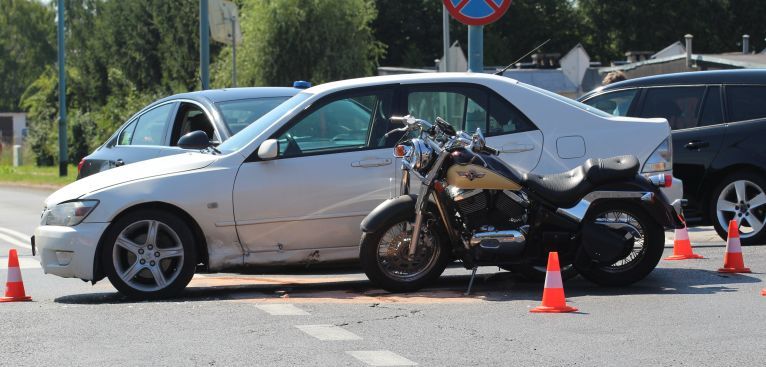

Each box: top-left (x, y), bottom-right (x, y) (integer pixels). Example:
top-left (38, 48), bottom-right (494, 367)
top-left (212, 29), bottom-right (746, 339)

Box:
top-left (34, 222), bottom-right (110, 281)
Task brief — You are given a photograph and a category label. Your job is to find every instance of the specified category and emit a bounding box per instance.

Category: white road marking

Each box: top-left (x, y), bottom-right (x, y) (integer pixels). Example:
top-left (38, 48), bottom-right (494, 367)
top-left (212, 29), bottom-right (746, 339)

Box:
top-left (295, 324), bottom-right (362, 341)
top-left (0, 227), bottom-right (32, 242)
top-left (0, 256), bottom-right (41, 269)
top-left (346, 351), bottom-right (417, 366)
top-left (0, 231), bottom-right (31, 250)
top-left (255, 304), bottom-right (310, 316)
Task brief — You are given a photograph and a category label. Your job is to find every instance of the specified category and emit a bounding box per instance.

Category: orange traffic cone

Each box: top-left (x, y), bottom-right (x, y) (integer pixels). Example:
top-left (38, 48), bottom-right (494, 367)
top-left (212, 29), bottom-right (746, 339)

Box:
top-left (718, 219), bottom-right (751, 273)
top-left (530, 252), bottom-right (578, 313)
top-left (761, 289), bottom-right (765, 296)
top-left (664, 222), bottom-right (704, 260)
top-left (0, 249), bottom-right (32, 302)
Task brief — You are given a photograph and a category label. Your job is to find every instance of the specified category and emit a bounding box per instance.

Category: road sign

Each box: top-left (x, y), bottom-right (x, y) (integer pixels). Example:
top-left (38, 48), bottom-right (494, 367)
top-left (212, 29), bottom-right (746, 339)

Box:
top-left (209, 0), bottom-right (242, 46)
top-left (560, 44), bottom-right (590, 88)
top-left (443, 0), bottom-right (512, 26)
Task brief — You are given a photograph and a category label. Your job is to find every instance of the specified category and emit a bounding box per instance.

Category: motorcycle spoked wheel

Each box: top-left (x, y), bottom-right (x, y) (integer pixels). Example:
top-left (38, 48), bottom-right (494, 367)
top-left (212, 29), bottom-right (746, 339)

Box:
top-left (575, 201), bottom-right (665, 286)
top-left (359, 210), bottom-right (450, 293)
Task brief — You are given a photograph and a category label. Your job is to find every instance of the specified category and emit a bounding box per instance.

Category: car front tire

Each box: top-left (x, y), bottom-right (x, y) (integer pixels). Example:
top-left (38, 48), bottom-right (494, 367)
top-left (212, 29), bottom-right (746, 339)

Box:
top-left (101, 209), bottom-right (197, 299)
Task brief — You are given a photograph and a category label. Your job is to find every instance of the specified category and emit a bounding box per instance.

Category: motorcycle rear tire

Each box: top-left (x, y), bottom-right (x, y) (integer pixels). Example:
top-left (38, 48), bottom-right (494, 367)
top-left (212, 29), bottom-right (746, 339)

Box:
top-left (575, 201), bottom-right (665, 286)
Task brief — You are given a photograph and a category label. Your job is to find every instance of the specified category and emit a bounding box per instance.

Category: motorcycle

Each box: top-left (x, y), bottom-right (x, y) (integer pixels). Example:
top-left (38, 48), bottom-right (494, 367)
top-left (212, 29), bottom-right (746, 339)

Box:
top-left (359, 115), bottom-right (684, 293)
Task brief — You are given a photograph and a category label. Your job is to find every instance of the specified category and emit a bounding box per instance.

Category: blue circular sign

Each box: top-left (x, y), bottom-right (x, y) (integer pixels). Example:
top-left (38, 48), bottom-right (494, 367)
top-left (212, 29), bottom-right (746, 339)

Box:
top-left (444, 0), bottom-right (512, 26)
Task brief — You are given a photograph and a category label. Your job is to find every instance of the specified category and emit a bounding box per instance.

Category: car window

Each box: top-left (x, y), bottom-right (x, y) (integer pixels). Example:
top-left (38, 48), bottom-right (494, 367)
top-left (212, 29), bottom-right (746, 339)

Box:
top-left (406, 87), bottom-right (534, 136)
top-left (582, 89), bottom-right (638, 116)
top-left (640, 87), bottom-right (705, 130)
top-left (277, 92), bottom-right (390, 157)
top-left (216, 97), bottom-right (290, 135)
top-left (172, 103), bottom-right (214, 145)
top-left (725, 85), bottom-right (766, 122)
top-left (117, 119), bottom-right (138, 146)
top-left (699, 86), bottom-right (723, 127)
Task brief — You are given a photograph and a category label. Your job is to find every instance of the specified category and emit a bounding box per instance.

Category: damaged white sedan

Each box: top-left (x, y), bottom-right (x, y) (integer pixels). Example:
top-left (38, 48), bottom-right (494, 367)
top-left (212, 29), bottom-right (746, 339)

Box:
top-left (34, 73), bottom-right (679, 298)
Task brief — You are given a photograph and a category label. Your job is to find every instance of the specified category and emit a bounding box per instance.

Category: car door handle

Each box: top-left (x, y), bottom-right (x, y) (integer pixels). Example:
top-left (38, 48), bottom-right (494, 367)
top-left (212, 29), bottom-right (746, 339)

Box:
top-left (500, 144), bottom-right (535, 153)
top-left (115, 159), bottom-right (125, 167)
top-left (684, 140), bottom-right (709, 150)
top-left (351, 158), bottom-right (392, 168)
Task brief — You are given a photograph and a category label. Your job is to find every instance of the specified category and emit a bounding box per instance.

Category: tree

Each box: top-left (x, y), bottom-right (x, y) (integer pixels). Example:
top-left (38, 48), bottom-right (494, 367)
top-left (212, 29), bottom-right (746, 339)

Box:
top-left (0, 0), bottom-right (55, 111)
top-left (212, 0), bottom-right (384, 87)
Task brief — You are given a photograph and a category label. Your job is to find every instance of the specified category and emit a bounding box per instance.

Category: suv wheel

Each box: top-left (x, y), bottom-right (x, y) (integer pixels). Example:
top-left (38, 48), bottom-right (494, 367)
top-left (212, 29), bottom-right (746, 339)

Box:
top-left (710, 172), bottom-right (766, 245)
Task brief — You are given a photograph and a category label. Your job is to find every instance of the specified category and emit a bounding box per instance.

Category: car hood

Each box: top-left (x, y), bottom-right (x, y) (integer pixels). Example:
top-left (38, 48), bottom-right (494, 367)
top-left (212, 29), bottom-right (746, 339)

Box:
top-left (45, 153), bottom-right (218, 207)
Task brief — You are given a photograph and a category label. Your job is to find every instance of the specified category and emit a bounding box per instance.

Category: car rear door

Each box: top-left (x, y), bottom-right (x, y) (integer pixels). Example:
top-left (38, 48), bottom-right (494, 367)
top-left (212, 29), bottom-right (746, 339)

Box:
top-left (401, 84), bottom-right (543, 173)
top-left (637, 85), bottom-right (725, 211)
top-left (232, 88), bottom-right (396, 261)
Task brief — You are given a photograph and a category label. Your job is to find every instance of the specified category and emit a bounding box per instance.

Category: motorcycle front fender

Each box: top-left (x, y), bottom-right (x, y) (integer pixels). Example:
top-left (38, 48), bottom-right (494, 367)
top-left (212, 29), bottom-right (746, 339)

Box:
top-left (360, 194), bottom-right (418, 234)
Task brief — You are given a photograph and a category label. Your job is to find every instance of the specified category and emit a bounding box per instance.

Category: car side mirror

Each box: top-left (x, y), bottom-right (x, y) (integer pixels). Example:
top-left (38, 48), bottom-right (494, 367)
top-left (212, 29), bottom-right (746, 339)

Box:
top-left (178, 130), bottom-right (212, 150)
top-left (258, 139), bottom-right (279, 160)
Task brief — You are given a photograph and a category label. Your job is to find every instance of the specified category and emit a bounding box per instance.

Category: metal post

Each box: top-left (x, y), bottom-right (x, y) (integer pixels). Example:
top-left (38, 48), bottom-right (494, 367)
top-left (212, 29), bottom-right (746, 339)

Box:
top-left (231, 16), bottom-right (237, 87)
top-left (684, 34), bottom-right (693, 69)
top-left (742, 34), bottom-right (750, 54)
top-left (468, 25), bottom-right (483, 72)
top-left (57, 0), bottom-right (67, 176)
top-left (442, 5), bottom-right (450, 72)
top-left (200, 0), bottom-right (210, 90)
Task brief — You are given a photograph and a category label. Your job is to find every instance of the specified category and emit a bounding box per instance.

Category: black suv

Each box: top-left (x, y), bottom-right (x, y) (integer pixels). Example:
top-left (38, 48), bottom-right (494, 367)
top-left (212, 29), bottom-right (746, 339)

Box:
top-left (580, 69), bottom-right (766, 245)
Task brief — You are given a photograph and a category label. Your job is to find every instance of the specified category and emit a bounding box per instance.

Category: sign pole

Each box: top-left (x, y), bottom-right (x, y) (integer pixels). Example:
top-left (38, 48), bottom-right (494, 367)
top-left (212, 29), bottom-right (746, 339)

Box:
top-left (442, 5), bottom-right (450, 72)
top-left (231, 15), bottom-right (237, 87)
top-left (467, 25), bottom-right (483, 72)
top-left (200, 0), bottom-right (210, 90)
top-left (57, 0), bottom-right (67, 176)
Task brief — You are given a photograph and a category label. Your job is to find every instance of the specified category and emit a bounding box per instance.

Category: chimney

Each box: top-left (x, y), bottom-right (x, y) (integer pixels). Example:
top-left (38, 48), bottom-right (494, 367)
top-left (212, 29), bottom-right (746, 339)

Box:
top-left (743, 34), bottom-right (750, 54)
top-left (685, 34), bottom-right (693, 68)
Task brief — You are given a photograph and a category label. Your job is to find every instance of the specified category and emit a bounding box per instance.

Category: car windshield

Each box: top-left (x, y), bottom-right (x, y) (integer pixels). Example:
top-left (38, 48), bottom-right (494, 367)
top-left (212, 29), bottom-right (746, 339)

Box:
top-left (215, 97), bottom-right (291, 135)
top-left (521, 83), bottom-right (613, 118)
top-left (218, 93), bottom-right (312, 154)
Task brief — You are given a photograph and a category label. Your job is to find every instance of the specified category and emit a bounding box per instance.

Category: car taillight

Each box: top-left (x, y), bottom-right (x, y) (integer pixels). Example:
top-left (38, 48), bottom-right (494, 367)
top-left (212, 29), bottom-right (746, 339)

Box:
top-left (649, 173), bottom-right (673, 188)
top-left (77, 158), bottom-right (85, 174)
top-left (642, 138), bottom-right (672, 173)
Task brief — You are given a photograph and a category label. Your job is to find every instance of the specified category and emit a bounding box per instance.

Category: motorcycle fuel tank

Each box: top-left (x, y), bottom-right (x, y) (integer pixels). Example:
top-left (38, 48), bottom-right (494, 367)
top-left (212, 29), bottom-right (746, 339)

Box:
top-left (447, 149), bottom-right (523, 190)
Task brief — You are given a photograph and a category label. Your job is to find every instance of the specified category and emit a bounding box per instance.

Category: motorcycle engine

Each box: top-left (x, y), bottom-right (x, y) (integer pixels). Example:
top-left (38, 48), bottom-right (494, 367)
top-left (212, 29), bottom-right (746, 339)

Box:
top-left (447, 187), bottom-right (527, 230)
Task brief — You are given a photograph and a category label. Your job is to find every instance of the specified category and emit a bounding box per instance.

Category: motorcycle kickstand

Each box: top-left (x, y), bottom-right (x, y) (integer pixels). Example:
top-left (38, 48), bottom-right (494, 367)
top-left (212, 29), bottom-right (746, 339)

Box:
top-left (464, 267), bottom-right (478, 296)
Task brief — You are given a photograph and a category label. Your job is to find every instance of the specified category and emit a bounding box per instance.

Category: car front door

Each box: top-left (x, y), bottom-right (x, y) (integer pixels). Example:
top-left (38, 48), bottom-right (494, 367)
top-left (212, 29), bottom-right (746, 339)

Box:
top-left (102, 102), bottom-right (177, 168)
top-left (402, 84), bottom-right (543, 173)
top-left (232, 88), bottom-right (396, 262)
top-left (637, 85), bottom-right (724, 214)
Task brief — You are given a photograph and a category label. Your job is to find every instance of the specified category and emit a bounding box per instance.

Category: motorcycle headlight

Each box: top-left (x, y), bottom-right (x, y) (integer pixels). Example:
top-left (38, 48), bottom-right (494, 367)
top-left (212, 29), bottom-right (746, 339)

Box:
top-left (402, 138), bottom-right (434, 172)
top-left (42, 200), bottom-right (99, 226)
top-left (642, 138), bottom-right (673, 173)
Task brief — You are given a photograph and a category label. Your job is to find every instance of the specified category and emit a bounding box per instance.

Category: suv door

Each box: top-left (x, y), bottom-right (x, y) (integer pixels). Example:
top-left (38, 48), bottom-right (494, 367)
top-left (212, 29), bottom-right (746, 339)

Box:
top-left (637, 85), bottom-right (724, 216)
top-left (101, 102), bottom-right (177, 169)
top-left (402, 84), bottom-right (542, 172)
top-left (232, 88), bottom-right (396, 261)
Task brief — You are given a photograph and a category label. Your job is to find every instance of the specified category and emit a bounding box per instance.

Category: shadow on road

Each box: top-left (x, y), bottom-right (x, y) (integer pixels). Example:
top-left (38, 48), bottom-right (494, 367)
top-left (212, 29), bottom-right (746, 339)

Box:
top-left (53, 266), bottom-right (762, 305)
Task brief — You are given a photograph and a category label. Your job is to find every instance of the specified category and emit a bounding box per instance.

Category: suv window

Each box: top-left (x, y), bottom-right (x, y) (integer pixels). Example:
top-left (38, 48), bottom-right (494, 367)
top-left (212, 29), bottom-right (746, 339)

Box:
top-left (582, 89), bottom-right (638, 116)
top-left (640, 86), bottom-right (705, 130)
top-left (699, 86), bottom-right (723, 127)
top-left (406, 86), bottom-right (534, 137)
top-left (277, 91), bottom-right (392, 157)
top-left (726, 85), bottom-right (766, 122)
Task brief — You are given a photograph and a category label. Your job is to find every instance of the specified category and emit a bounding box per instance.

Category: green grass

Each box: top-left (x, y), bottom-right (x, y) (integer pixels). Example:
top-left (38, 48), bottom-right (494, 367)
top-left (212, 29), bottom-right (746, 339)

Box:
top-left (0, 164), bottom-right (78, 188)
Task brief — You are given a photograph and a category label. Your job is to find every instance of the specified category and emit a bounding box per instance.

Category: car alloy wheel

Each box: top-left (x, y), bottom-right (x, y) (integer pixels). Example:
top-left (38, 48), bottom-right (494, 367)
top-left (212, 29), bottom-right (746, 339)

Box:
top-left (715, 179), bottom-right (766, 240)
top-left (112, 219), bottom-right (186, 292)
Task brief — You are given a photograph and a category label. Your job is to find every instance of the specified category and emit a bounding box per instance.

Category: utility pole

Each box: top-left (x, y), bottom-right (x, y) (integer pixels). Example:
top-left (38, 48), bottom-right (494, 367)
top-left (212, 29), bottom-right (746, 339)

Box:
top-left (442, 5), bottom-right (450, 72)
top-left (200, 0), bottom-right (210, 90)
top-left (57, 0), bottom-right (67, 176)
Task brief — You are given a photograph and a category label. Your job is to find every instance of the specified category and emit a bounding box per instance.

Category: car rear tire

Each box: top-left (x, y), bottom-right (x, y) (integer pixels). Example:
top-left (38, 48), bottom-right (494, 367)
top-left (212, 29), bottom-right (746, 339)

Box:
top-left (709, 172), bottom-right (766, 246)
top-left (101, 209), bottom-right (197, 299)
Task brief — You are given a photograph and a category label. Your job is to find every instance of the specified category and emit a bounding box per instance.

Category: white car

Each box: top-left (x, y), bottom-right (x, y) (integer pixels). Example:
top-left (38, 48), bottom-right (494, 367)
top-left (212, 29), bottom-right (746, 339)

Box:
top-left (33, 73), bottom-right (680, 298)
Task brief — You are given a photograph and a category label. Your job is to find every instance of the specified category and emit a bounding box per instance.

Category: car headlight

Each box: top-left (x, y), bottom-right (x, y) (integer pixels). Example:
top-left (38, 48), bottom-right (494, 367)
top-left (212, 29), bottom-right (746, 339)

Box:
top-left (42, 200), bottom-right (99, 226)
top-left (642, 137), bottom-right (672, 173)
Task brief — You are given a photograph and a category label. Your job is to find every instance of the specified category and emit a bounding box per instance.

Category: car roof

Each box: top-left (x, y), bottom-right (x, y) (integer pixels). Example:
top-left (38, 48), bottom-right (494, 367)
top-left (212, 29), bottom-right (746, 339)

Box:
top-left (302, 72), bottom-right (519, 96)
top-left (600, 69), bottom-right (766, 91)
top-left (157, 87), bottom-right (299, 104)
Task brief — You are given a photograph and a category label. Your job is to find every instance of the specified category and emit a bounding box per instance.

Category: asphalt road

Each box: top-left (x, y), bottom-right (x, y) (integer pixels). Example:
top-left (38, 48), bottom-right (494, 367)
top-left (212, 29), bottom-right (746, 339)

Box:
top-left (0, 185), bottom-right (764, 366)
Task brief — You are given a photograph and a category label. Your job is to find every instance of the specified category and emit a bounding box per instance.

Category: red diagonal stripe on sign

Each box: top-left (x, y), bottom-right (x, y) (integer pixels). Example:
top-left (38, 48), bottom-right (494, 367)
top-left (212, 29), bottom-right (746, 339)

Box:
top-left (455, 0), bottom-right (470, 11)
top-left (483, 0), bottom-right (501, 11)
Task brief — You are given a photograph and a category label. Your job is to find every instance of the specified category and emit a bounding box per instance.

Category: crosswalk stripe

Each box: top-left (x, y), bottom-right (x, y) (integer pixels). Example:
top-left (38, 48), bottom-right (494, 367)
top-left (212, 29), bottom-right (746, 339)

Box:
top-left (346, 351), bottom-right (417, 366)
top-left (0, 256), bottom-right (41, 269)
top-left (0, 227), bottom-right (32, 243)
top-left (0, 232), bottom-right (31, 250)
top-left (255, 304), bottom-right (310, 316)
top-left (295, 324), bottom-right (362, 341)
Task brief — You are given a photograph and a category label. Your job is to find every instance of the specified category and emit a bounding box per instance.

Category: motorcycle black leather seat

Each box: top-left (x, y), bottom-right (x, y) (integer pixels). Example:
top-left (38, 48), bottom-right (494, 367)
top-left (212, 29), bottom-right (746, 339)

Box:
top-left (522, 155), bottom-right (640, 208)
